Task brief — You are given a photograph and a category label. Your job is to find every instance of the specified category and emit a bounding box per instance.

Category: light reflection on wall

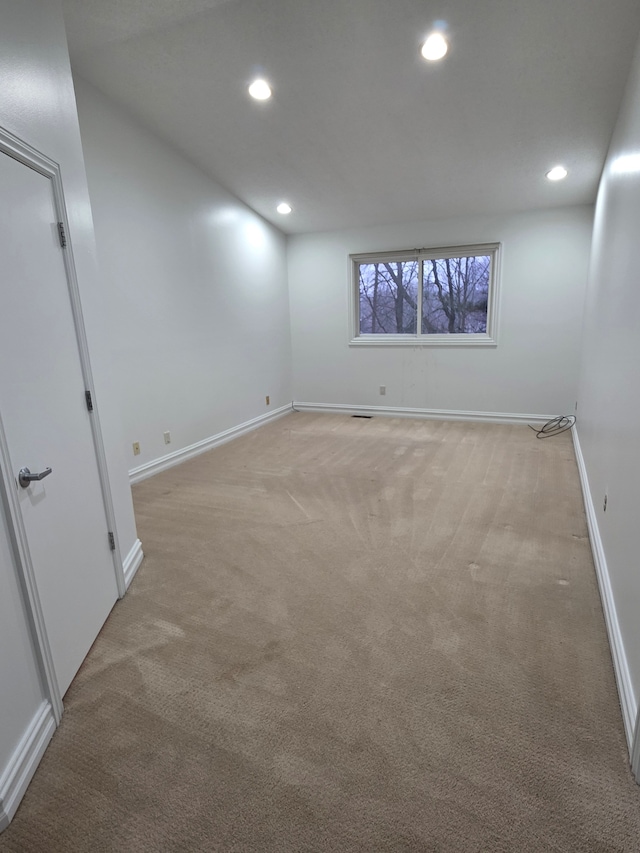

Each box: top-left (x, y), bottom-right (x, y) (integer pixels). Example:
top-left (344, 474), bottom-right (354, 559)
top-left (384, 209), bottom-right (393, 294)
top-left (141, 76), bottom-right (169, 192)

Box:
top-left (209, 206), bottom-right (240, 227)
top-left (243, 219), bottom-right (267, 250)
top-left (610, 153), bottom-right (640, 175)
top-left (207, 208), bottom-right (268, 251)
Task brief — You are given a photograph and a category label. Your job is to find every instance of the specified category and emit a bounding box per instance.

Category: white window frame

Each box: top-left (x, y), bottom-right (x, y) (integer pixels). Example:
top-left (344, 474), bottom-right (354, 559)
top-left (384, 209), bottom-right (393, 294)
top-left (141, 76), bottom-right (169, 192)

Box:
top-left (349, 242), bottom-right (501, 347)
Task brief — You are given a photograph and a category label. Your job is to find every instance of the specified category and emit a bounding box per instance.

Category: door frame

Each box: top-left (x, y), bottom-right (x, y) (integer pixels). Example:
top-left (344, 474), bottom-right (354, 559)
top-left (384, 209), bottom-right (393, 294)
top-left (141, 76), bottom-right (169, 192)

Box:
top-left (632, 711), bottom-right (640, 782)
top-left (0, 126), bottom-right (126, 716)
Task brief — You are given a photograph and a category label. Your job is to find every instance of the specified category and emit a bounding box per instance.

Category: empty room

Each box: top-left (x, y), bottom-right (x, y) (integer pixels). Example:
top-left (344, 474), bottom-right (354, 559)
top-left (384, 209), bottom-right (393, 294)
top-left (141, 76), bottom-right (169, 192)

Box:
top-left (1, 0), bottom-right (640, 849)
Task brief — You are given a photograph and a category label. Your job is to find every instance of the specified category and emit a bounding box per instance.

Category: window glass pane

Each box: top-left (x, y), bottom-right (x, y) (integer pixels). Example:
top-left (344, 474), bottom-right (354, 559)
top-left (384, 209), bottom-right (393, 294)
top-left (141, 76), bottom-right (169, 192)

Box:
top-left (421, 255), bottom-right (490, 334)
top-left (358, 260), bottom-right (418, 334)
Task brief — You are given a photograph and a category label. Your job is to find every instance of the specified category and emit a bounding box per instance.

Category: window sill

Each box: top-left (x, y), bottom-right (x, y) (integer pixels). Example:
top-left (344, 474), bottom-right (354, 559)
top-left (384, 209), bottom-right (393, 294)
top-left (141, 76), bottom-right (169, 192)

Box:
top-left (349, 334), bottom-right (497, 347)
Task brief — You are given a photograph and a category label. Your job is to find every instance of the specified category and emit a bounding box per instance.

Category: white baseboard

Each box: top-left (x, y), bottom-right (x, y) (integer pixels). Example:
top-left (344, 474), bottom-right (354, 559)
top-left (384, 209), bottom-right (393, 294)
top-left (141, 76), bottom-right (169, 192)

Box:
top-left (123, 538), bottom-right (144, 590)
top-left (572, 427), bottom-right (636, 752)
top-left (129, 404), bottom-right (293, 485)
top-left (0, 701), bottom-right (56, 831)
top-left (293, 402), bottom-right (554, 425)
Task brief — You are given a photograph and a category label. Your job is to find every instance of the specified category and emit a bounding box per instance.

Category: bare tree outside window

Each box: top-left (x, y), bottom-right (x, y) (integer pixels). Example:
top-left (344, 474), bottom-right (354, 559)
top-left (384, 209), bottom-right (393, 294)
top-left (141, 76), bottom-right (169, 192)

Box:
top-left (359, 261), bottom-right (418, 334)
top-left (353, 244), bottom-right (499, 345)
top-left (422, 255), bottom-right (490, 334)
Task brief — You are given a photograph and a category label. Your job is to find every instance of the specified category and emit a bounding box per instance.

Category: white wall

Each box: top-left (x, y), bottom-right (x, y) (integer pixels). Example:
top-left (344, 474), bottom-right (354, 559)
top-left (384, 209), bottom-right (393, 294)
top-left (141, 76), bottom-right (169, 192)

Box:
top-left (0, 504), bottom-right (45, 780)
top-left (576, 36), bottom-right (640, 710)
top-left (288, 207), bottom-right (593, 417)
top-left (74, 79), bottom-right (293, 471)
top-left (0, 0), bottom-right (138, 802)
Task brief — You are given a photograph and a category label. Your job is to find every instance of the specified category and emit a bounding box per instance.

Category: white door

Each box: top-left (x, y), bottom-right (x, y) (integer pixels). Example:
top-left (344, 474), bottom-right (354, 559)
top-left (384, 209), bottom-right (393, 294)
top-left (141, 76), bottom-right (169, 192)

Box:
top-left (0, 151), bottom-right (118, 696)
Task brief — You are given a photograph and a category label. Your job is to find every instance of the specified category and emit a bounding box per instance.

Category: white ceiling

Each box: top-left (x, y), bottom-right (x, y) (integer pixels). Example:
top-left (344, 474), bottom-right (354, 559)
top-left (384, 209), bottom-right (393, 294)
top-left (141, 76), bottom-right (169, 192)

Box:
top-left (62, 0), bottom-right (640, 235)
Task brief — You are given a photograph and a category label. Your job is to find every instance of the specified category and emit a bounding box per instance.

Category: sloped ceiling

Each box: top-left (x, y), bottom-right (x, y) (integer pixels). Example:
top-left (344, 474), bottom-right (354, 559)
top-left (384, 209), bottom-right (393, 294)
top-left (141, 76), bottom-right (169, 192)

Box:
top-left (63, 0), bottom-right (640, 234)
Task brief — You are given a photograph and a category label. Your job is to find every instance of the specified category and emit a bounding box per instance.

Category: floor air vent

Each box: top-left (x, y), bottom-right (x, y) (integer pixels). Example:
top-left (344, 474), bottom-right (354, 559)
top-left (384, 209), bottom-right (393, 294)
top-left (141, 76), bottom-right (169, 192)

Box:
top-left (351, 414), bottom-right (372, 418)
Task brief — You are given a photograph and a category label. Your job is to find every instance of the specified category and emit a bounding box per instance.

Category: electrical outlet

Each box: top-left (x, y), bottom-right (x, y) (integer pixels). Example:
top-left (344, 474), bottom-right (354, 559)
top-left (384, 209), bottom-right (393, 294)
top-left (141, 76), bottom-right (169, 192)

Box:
top-left (132, 442), bottom-right (141, 456)
top-left (379, 385), bottom-right (386, 396)
top-left (265, 395), bottom-right (270, 405)
top-left (164, 431), bottom-right (171, 445)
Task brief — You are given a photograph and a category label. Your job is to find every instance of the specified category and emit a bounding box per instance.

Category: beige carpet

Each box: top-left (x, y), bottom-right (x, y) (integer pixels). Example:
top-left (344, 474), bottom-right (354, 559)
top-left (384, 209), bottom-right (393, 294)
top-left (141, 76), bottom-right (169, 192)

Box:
top-left (1, 413), bottom-right (639, 851)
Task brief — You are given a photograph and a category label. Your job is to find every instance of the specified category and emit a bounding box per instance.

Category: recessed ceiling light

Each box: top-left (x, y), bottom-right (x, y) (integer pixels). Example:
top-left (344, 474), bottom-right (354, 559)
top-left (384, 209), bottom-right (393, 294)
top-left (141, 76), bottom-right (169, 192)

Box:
top-left (546, 165), bottom-right (568, 181)
top-left (248, 78), bottom-right (272, 101)
top-left (276, 202), bottom-right (292, 215)
top-left (421, 32), bottom-right (448, 61)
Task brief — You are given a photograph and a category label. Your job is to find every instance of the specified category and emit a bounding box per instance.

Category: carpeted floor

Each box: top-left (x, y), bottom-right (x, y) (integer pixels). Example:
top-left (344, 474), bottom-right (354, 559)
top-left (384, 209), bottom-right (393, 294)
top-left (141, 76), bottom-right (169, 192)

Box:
top-left (1, 413), bottom-right (639, 851)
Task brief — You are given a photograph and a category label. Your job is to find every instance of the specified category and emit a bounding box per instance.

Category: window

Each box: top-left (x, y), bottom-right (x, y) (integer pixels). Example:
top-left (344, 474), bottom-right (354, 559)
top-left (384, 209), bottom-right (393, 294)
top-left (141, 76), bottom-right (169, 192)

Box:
top-left (351, 243), bottom-right (500, 346)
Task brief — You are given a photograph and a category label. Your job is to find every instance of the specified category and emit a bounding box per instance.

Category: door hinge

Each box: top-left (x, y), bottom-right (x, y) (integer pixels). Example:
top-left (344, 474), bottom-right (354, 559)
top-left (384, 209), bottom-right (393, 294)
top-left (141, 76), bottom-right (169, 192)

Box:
top-left (108, 532), bottom-right (116, 551)
top-left (57, 221), bottom-right (67, 248)
top-left (85, 390), bottom-right (93, 412)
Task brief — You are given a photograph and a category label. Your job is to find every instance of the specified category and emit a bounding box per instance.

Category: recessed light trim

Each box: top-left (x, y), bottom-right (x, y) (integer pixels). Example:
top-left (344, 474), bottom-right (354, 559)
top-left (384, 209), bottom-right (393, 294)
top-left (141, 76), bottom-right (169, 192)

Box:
top-left (421, 32), bottom-right (448, 61)
top-left (276, 202), bottom-right (292, 215)
top-left (546, 165), bottom-right (568, 181)
top-left (248, 78), bottom-right (272, 101)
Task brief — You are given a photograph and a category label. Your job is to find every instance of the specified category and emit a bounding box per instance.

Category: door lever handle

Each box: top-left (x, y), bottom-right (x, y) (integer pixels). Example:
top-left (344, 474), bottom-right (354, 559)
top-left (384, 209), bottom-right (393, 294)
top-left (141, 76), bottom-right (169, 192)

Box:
top-left (18, 467), bottom-right (53, 488)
